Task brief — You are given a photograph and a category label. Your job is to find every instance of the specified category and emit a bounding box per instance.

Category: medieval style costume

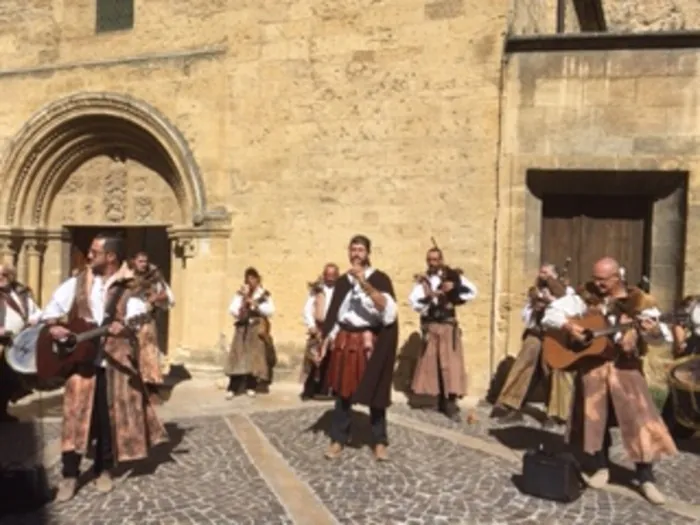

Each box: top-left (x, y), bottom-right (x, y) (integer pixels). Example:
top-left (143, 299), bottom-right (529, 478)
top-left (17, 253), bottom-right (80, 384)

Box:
top-left (322, 266), bottom-right (398, 461)
top-left (301, 279), bottom-right (335, 399)
top-left (42, 265), bottom-right (168, 502)
top-left (408, 267), bottom-right (477, 420)
top-left (0, 278), bottom-right (42, 422)
top-left (542, 282), bottom-right (677, 505)
top-left (131, 263), bottom-right (175, 402)
top-left (493, 275), bottom-right (574, 426)
top-left (662, 295), bottom-right (700, 440)
top-left (224, 276), bottom-right (275, 398)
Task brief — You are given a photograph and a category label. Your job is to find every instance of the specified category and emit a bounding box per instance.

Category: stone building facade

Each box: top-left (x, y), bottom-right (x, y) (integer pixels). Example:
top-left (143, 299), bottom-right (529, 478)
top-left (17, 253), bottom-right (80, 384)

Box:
top-left (0, 0), bottom-right (698, 393)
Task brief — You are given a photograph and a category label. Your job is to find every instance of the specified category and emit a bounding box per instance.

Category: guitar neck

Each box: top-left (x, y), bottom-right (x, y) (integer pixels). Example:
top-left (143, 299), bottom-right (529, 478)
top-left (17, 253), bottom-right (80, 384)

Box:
top-left (75, 325), bottom-right (110, 343)
top-left (593, 321), bottom-right (636, 338)
top-left (73, 315), bottom-right (145, 343)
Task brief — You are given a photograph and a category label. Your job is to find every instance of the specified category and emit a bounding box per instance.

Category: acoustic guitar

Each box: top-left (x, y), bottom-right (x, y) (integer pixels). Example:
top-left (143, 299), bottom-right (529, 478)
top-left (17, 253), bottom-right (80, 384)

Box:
top-left (34, 312), bottom-right (152, 381)
top-left (543, 310), bottom-right (689, 371)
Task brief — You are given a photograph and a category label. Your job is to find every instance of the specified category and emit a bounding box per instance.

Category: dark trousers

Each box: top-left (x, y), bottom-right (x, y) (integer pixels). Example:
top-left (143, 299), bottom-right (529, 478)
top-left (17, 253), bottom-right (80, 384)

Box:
top-left (302, 351), bottom-right (331, 398)
top-left (330, 397), bottom-right (388, 446)
top-left (61, 368), bottom-right (114, 479)
top-left (0, 357), bottom-right (22, 414)
top-left (227, 374), bottom-right (256, 393)
top-left (588, 420), bottom-right (654, 483)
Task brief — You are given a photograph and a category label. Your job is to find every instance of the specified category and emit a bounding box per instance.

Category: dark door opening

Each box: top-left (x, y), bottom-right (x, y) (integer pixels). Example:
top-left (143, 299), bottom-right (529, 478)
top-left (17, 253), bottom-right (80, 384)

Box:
top-left (66, 226), bottom-right (172, 355)
top-left (541, 195), bottom-right (652, 287)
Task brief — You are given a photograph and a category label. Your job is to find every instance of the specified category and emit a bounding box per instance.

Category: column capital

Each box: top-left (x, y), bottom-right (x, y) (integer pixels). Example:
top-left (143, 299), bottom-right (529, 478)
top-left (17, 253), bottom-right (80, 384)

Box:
top-left (173, 238), bottom-right (197, 259)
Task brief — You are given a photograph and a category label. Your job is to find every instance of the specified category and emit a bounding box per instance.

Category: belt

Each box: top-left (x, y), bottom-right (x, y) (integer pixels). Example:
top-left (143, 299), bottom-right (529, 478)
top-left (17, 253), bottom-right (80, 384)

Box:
top-left (338, 323), bottom-right (377, 333)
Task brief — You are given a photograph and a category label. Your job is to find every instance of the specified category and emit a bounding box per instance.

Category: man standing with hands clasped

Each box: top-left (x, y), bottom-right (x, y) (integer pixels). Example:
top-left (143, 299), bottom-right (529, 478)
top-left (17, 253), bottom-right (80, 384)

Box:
top-left (319, 235), bottom-right (399, 462)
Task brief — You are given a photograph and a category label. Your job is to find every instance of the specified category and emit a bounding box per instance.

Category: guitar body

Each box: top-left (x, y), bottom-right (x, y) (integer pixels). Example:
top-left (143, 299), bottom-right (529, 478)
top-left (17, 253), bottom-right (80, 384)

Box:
top-left (542, 311), bottom-right (616, 371)
top-left (35, 317), bottom-right (100, 381)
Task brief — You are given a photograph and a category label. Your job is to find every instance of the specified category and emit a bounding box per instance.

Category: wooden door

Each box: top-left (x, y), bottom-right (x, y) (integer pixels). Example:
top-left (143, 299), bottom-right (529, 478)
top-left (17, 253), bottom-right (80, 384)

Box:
top-left (541, 195), bottom-right (651, 287)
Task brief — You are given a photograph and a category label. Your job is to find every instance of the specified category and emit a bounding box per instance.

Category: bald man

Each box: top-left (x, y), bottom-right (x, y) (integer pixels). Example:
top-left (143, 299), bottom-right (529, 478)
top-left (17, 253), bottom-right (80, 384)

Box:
top-left (542, 257), bottom-right (677, 505)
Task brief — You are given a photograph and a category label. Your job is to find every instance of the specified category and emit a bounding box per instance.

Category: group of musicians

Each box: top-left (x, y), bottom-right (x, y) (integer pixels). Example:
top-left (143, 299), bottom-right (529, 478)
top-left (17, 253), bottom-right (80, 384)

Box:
top-left (0, 231), bottom-right (696, 507)
top-left (297, 245), bottom-right (697, 506)
top-left (0, 234), bottom-right (174, 503)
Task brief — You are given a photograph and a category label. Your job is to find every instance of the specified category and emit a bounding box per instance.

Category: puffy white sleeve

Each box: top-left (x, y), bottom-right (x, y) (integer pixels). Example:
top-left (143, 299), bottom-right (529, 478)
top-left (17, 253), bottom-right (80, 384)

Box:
top-left (542, 294), bottom-right (587, 330)
top-left (303, 295), bottom-right (316, 328)
top-left (458, 276), bottom-right (477, 302)
top-left (229, 294), bottom-right (243, 318)
top-left (408, 283), bottom-right (430, 315)
top-left (639, 306), bottom-right (674, 344)
top-left (257, 295), bottom-right (274, 318)
top-left (40, 277), bottom-right (78, 321)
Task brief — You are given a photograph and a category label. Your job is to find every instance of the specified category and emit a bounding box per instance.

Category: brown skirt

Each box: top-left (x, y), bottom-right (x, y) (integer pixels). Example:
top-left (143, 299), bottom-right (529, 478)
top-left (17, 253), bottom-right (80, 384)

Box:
top-left (327, 330), bottom-right (376, 400)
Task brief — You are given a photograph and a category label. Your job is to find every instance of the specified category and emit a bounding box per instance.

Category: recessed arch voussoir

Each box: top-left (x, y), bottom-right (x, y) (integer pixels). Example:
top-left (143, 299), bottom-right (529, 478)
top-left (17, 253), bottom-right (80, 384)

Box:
top-left (0, 92), bottom-right (207, 228)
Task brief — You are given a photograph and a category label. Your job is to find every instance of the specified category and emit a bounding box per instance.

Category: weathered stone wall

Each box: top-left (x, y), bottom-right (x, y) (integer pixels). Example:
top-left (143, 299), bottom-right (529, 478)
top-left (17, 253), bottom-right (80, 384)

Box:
top-left (500, 49), bottom-right (700, 386)
top-left (0, 0), bottom-right (509, 393)
top-left (509, 0), bottom-right (558, 35)
top-left (602, 0), bottom-right (696, 32)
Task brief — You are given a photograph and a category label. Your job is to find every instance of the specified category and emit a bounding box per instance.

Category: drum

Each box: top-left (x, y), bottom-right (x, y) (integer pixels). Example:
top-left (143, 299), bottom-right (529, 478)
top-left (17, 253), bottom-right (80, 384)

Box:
top-left (4, 324), bottom-right (43, 375)
top-left (665, 355), bottom-right (700, 438)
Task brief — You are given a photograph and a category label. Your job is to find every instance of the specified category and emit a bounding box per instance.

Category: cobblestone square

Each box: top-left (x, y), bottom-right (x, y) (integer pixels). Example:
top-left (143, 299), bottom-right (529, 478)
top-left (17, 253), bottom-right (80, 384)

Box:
top-left (1, 385), bottom-right (699, 524)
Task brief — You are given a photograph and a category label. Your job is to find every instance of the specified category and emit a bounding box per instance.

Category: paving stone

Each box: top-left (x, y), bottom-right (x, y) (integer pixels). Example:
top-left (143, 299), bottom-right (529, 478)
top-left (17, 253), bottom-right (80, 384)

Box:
top-left (252, 406), bottom-right (695, 525)
top-left (395, 402), bottom-right (700, 507)
top-left (0, 416), bottom-right (292, 525)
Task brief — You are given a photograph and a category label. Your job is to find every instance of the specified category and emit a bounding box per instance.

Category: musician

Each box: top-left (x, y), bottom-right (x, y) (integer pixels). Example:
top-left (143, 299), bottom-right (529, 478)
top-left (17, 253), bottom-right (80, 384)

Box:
top-left (408, 247), bottom-right (477, 420)
top-left (300, 263), bottom-right (339, 400)
top-left (41, 233), bottom-right (167, 503)
top-left (492, 263), bottom-right (574, 427)
top-left (671, 295), bottom-right (700, 358)
top-left (320, 235), bottom-right (398, 462)
top-left (224, 267), bottom-right (275, 399)
top-left (542, 257), bottom-right (677, 505)
top-left (130, 252), bottom-right (175, 403)
top-left (0, 263), bottom-right (42, 422)
top-left (661, 295), bottom-right (700, 440)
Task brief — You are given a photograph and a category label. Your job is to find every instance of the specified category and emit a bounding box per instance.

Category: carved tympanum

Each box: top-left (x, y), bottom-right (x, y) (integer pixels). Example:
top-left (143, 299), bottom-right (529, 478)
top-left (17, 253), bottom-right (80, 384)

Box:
top-left (103, 158), bottom-right (128, 223)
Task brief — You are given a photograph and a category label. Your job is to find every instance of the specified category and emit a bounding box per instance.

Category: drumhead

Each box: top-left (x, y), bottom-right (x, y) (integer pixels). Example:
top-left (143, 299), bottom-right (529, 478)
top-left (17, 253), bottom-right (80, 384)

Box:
top-left (4, 323), bottom-right (43, 375)
top-left (670, 355), bottom-right (700, 389)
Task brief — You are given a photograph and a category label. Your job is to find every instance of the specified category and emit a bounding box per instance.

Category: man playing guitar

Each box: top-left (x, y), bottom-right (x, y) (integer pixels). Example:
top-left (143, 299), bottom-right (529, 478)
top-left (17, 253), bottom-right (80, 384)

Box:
top-left (542, 257), bottom-right (677, 505)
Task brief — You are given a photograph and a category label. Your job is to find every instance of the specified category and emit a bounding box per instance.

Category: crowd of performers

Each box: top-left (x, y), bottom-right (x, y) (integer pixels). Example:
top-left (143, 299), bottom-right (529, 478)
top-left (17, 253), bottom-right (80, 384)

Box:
top-left (0, 231), bottom-right (697, 508)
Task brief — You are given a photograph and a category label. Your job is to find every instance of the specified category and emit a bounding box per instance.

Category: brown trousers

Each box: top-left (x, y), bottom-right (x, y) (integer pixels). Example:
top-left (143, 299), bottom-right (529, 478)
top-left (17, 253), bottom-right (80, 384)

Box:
top-left (496, 333), bottom-right (573, 420)
top-left (411, 323), bottom-right (466, 397)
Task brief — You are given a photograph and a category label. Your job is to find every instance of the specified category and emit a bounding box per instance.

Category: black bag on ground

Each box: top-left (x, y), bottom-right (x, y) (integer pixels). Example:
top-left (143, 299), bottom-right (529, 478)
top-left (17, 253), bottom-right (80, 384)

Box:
top-left (0, 464), bottom-right (51, 515)
top-left (521, 446), bottom-right (583, 503)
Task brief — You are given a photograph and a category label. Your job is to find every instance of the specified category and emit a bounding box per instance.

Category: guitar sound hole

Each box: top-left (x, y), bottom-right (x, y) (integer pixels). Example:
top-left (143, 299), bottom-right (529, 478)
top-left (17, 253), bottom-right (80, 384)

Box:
top-left (569, 330), bottom-right (594, 352)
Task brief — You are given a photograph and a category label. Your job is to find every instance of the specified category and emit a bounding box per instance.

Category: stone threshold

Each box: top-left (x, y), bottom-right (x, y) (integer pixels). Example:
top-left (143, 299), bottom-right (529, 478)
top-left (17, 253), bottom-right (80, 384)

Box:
top-left (225, 414), bottom-right (339, 525)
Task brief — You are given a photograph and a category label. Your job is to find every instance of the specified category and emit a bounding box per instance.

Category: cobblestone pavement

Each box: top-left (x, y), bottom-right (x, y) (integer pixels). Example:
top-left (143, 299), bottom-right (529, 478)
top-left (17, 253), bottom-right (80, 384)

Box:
top-left (1, 417), bottom-right (292, 525)
top-left (393, 402), bottom-right (700, 506)
top-left (251, 406), bottom-right (696, 525)
top-left (1, 383), bottom-right (700, 524)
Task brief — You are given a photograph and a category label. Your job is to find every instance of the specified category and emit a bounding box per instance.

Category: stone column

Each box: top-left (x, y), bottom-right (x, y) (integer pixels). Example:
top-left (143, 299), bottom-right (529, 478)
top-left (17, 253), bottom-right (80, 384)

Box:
top-left (0, 235), bottom-right (15, 266)
top-left (169, 237), bottom-right (196, 362)
top-left (24, 239), bottom-right (45, 303)
top-left (650, 186), bottom-right (685, 312)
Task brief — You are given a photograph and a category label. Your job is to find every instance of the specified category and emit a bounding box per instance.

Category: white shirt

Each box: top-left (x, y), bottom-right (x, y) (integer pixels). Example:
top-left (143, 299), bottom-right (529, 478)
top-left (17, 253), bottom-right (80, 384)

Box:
top-left (542, 293), bottom-right (673, 345)
top-left (229, 287), bottom-right (274, 319)
top-left (687, 303), bottom-right (700, 337)
top-left (1, 289), bottom-right (42, 335)
top-left (408, 274), bottom-right (477, 315)
top-left (154, 280), bottom-right (175, 309)
top-left (328, 269), bottom-right (397, 340)
top-left (41, 275), bottom-right (149, 367)
top-left (302, 284), bottom-right (335, 328)
top-left (521, 286), bottom-right (575, 329)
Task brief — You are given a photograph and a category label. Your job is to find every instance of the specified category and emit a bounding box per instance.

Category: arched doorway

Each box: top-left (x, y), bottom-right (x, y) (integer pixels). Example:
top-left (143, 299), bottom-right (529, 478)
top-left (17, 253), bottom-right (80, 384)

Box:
top-left (0, 92), bottom-right (217, 357)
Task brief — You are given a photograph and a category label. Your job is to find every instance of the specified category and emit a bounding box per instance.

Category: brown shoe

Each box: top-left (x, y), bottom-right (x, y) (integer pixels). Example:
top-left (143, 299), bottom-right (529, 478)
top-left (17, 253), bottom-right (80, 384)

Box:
top-left (94, 472), bottom-right (113, 494)
top-left (324, 442), bottom-right (343, 460)
top-left (373, 444), bottom-right (389, 462)
top-left (55, 478), bottom-right (77, 503)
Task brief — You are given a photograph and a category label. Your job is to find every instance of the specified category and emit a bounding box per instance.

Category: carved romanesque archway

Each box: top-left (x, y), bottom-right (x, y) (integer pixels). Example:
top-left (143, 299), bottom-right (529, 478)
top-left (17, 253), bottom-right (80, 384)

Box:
top-left (0, 92), bottom-right (207, 228)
